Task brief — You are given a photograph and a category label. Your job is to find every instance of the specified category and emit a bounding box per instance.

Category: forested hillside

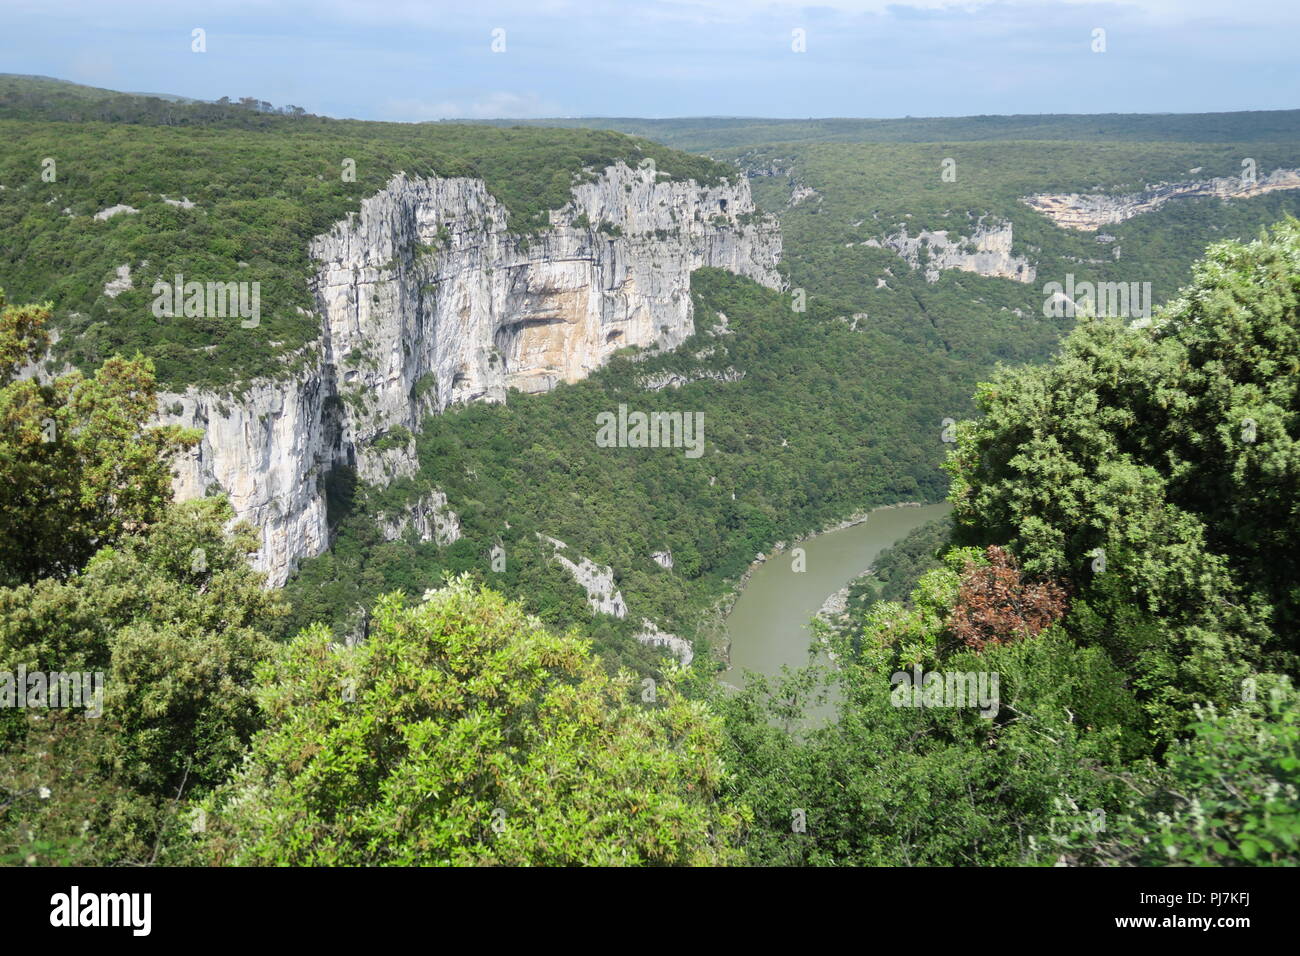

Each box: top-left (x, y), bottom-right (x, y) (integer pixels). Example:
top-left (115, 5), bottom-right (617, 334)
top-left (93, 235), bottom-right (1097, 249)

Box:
top-left (4, 220), bottom-right (1295, 866)
top-left (475, 111), bottom-right (1300, 151)
top-left (0, 75), bottom-right (729, 387)
top-left (283, 267), bottom-right (1059, 671)
top-left (2, 74), bottom-right (1297, 868)
top-left (280, 108), bottom-right (1300, 670)
top-left (718, 219), bottom-right (1300, 866)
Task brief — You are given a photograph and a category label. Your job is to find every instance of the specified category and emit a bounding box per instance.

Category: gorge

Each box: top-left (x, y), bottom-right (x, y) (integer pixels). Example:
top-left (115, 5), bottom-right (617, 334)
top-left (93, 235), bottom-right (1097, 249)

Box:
top-left (156, 162), bottom-right (782, 585)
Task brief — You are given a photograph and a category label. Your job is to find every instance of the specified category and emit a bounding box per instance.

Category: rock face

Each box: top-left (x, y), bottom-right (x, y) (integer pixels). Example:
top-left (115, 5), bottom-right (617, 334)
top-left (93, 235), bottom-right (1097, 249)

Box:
top-left (377, 489), bottom-right (460, 546)
top-left (103, 264), bottom-right (134, 298)
top-left (865, 220), bottom-right (1035, 283)
top-left (93, 204), bottom-right (139, 221)
top-left (633, 619), bottom-right (693, 667)
top-left (1023, 168), bottom-right (1300, 231)
top-left (159, 163), bottom-right (782, 586)
top-left (158, 369), bottom-right (335, 586)
top-left (639, 367), bottom-right (745, 391)
top-left (538, 535), bottom-right (628, 618)
top-left (788, 184), bottom-right (821, 207)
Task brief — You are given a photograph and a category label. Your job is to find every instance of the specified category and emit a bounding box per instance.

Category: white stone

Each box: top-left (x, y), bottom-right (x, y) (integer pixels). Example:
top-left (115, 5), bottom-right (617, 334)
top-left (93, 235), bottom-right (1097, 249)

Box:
top-left (377, 489), bottom-right (460, 545)
top-left (103, 264), bottom-right (133, 298)
top-left (538, 534), bottom-right (627, 617)
top-left (93, 204), bottom-right (139, 221)
top-left (634, 619), bottom-right (693, 666)
top-left (1023, 168), bottom-right (1300, 231)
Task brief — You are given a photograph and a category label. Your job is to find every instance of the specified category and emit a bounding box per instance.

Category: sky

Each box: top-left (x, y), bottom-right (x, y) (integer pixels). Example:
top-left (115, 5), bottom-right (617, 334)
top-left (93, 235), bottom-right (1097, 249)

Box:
top-left (2, 0), bottom-right (1296, 121)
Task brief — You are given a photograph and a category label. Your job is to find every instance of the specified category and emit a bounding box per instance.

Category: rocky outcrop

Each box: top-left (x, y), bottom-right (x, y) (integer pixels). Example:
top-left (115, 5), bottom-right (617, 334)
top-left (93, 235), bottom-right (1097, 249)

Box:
top-left (102, 264), bottom-right (134, 298)
top-left (538, 534), bottom-right (628, 617)
top-left (158, 367), bottom-right (335, 586)
top-left (633, 619), bottom-right (693, 667)
top-left (788, 184), bottom-right (821, 207)
top-left (864, 219), bottom-right (1034, 283)
top-left (311, 162), bottom-right (780, 470)
top-left (816, 585), bottom-right (852, 625)
top-left (1023, 168), bottom-right (1300, 231)
top-left (639, 367), bottom-right (745, 391)
top-left (377, 489), bottom-right (460, 546)
top-left (158, 163), bottom-right (782, 585)
top-left (93, 204), bottom-right (138, 221)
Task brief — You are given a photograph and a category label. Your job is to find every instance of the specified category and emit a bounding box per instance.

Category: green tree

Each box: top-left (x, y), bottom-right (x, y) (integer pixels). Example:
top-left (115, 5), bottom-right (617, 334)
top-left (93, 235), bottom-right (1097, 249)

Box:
top-left (0, 497), bottom-right (284, 865)
top-left (946, 220), bottom-right (1300, 734)
top-left (202, 577), bottom-right (745, 866)
top-left (0, 290), bottom-right (199, 586)
top-left (1048, 691), bottom-right (1300, 866)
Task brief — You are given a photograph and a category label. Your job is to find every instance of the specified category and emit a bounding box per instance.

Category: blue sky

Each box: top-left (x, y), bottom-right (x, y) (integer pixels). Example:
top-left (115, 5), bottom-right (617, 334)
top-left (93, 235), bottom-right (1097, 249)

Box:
top-left (3, 0), bottom-right (1296, 120)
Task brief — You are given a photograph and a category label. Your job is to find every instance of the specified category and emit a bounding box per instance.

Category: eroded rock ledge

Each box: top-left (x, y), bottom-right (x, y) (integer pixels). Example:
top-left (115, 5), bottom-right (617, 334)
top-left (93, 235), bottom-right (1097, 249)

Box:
top-left (1023, 168), bottom-right (1300, 231)
top-left (862, 219), bottom-right (1035, 284)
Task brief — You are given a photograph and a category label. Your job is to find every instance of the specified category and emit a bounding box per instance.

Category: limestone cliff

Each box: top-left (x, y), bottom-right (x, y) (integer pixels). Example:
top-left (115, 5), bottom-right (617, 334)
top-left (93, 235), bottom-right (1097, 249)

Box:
top-left (158, 369), bottom-right (335, 585)
top-left (538, 534), bottom-right (629, 618)
top-left (160, 163), bottom-right (782, 585)
top-left (1023, 168), bottom-right (1300, 231)
top-left (376, 489), bottom-right (460, 546)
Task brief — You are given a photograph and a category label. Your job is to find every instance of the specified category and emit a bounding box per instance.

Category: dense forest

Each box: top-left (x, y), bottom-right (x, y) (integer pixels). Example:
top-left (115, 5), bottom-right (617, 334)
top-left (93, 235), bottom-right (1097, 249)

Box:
top-left (4, 220), bottom-right (1296, 865)
top-left (474, 111), bottom-right (1300, 151)
top-left (1, 75), bottom-right (1297, 867)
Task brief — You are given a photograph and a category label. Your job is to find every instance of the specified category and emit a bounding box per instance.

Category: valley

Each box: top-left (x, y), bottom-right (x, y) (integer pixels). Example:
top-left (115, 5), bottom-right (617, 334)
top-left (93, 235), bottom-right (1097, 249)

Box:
top-left (2, 70), bottom-right (1297, 870)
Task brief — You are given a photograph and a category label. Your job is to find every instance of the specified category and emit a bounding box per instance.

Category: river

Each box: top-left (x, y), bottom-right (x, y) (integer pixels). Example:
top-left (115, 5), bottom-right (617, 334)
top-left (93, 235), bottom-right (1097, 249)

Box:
top-left (721, 502), bottom-right (951, 686)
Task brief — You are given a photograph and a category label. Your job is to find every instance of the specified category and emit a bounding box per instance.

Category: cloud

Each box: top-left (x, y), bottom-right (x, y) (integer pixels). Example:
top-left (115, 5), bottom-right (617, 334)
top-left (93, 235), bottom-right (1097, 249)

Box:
top-left (3, 0), bottom-right (1295, 118)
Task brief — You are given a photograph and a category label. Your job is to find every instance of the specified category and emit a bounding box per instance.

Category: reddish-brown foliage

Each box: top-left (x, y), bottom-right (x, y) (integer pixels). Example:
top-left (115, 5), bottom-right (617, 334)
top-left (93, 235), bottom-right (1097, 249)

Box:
top-left (948, 546), bottom-right (1068, 652)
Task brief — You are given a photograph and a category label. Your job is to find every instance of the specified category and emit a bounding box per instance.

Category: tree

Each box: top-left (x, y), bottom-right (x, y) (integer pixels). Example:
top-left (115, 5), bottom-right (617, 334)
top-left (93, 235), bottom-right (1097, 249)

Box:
top-left (945, 219), bottom-right (1300, 730)
top-left (0, 497), bottom-right (284, 865)
top-left (1049, 692), bottom-right (1300, 866)
top-left (202, 577), bottom-right (745, 866)
top-left (0, 290), bottom-right (199, 586)
top-left (948, 545), bottom-right (1068, 652)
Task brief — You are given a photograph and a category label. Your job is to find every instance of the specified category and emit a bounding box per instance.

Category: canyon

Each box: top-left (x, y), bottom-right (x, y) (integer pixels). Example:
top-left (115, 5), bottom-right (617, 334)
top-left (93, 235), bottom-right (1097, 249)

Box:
top-left (157, 162), bottom-right (782, 585)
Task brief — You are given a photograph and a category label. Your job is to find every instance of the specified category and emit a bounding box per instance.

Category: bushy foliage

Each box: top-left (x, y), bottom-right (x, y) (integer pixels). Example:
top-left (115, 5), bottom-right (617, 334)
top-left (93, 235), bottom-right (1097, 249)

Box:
top-left (718, 621), bottom-right (1143, 865)
top-left (1048, 693), bottom-right (1300, 866)
top-left (0, 291), bottom-right (198, 586)
top-left (948, 545), bottom-right (1068, 652)
top-left (947, 219), bottom-right (1300, 735)
top-left (0, 497), bottom-right (284, 865)
top-left (721, 219), bottom-right (1300, 866)
top-left (202, 578), bottom-right (744, 866)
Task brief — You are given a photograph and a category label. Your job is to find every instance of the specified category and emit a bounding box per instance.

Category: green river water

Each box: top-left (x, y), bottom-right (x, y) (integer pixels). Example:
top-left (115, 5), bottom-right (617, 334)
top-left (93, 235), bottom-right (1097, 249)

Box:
top-left (721, 502), bottom-right (951, 686)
